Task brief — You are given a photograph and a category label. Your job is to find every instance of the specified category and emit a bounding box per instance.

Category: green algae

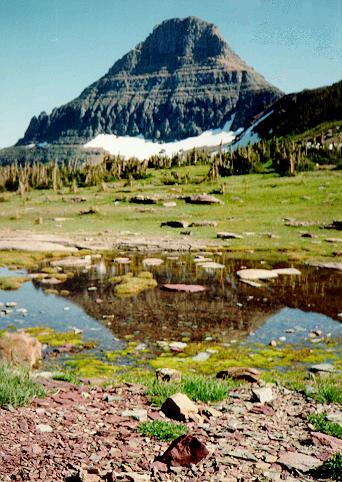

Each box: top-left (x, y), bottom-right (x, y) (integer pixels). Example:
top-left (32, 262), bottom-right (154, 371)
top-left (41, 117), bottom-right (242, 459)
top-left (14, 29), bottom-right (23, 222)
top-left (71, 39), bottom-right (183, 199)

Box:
top-left (109, 271), bottom-right (157, 296)
top-left (0, 276), bottom-right (29, 290)
top-left (24, 327), bottom-right (83, 347)
top-left (64, 355), bottom-right (121, 378)
top-left (149, 341), bottom-right (340, 376)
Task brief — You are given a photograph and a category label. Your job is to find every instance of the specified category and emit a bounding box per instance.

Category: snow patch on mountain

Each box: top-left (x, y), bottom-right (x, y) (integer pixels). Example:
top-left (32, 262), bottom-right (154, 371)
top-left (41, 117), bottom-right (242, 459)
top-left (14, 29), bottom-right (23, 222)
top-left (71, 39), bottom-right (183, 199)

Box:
top-left (84, 119), bottom-right (237, 160)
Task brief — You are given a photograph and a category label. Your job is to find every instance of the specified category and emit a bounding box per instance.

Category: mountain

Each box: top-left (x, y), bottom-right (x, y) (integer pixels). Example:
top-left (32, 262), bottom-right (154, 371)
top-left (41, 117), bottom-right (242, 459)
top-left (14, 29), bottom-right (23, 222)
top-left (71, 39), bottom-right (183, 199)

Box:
top-left (252, 80), bottom-right (342, 140)
top-left (17, 16), bottom-right (282, 146)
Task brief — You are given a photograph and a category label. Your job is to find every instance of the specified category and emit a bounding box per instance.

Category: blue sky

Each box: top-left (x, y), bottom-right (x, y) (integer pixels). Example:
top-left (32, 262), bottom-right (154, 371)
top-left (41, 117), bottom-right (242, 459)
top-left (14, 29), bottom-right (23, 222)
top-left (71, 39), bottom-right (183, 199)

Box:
top-left (0, 0), bottom-right (341, 147)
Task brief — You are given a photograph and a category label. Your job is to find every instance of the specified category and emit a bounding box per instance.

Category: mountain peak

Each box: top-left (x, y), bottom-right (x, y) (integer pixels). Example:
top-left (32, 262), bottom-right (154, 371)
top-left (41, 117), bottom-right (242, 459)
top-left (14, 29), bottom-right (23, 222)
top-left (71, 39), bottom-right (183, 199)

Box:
top-left (18, 17), bottom-right (282, 145)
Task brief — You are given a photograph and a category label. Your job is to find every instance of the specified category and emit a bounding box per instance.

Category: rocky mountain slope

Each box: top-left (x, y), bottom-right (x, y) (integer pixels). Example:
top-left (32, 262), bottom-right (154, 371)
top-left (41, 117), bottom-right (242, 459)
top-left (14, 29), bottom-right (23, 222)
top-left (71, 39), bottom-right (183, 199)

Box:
top-left (17, 17), bottom-right (282, 146)
top-left (252, 80), bottom-right (342, 140)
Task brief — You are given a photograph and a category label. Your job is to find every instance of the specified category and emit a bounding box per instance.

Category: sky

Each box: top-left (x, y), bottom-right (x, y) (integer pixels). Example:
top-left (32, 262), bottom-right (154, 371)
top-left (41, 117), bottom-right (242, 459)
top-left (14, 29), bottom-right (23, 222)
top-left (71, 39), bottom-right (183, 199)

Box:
top-left (0, 0), bottom-right (341, 148)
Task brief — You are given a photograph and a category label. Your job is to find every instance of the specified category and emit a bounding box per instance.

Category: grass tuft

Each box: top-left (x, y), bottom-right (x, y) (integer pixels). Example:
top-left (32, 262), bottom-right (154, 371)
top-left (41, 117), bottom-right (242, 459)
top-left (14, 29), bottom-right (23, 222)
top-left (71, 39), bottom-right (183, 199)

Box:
top-left (314, 452), bottom-right (342, 480)
top-left (313, 378), bottom-right (342, 404)
top-left (307, 412), bottom-right (342, 439)
top-left (146, 375), bottom-right (238, 407)
top-left (0, 362), bottom-right (46, 407)
top-left (0, 276), bottom-right (29, 290)
top-left (137, 420), bottom-right (187, 441)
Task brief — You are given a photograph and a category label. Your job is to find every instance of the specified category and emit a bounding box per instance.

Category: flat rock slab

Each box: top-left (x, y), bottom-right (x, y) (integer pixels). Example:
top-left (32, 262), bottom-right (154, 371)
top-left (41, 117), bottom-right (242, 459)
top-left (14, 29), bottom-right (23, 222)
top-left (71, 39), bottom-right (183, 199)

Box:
top-left (114, 257), bottom-right (131, 264)
top-left (278, 451), bottom-right (322, 472)
top-left (50, 256), bottom-right (91, 268)
top-left (272, 268), bottom-right (301, 275)
top-left (185, 195), bottom-right (222, 205)
top-left (237, 269), bottom-right (278, 280)
top-left (309, 363), bottom-right (335, 373)
top-left (163, 202), bottom-right (177, 207)
top-left (197, 262), bottom-right (225, 270)
top-left (306, 261), bottom-right (342, 270)
top-left (39, 277), bottom-right (64, 285)
top-left (325, 237), bottom-right (342, 243)
top-left (142, 258), bottom-right (164, 266)
top-left (217, 232), bottom-right (243, 239)
top-left (311, 431), bottom-right (342, 452)
top-left (161, 284), bottom-right (206, 293)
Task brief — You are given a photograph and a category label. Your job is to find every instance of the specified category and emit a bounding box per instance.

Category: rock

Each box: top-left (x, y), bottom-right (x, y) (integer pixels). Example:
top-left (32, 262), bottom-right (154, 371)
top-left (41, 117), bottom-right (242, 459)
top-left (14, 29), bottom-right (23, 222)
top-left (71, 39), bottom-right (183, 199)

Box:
top-left (114, 257), bottom-right (131, 264)
top-left (142, 258), bottom-right (164, 267)
top-left (240, 279), bottom-right (263, 288)
top-left (326, 413), bottom-right (342, 425)
top-left (163, 202), bottom-right (177, 208)
top-left (0, 332), bottom-right (42, 369)
top-left (325, 237), bottom-right (342, 243)
top-left (161, 284), bottom-right (206, 293)
top-left (192, 352), bottom-right (210, 362)
top-left (185, 194), bottom-right (222, 205)
top-left (252, 387), bottom-right (274, 404)
top-left (190, 220), bottom-right (217, 227)
top-left (323, 220), bottom-right (342, 230)
top-left (309, 363), bottom-right (335, 374)
top-left (197, 261), bottom-right (225, 270)
top-left (158, 434), bottom-right (209, 467)
top-left (76, 469), bottom-right (101, 482)
top-left (311, 431), bottom-right (342, 452)
top-left (156, 368), bottom-right (182, 382)
top-left (222, 449), bottom-right (258, 462)
top-left (217, 232), bottom-right (243, 239)
top-left (277, 451), bottom-right (322, 472)
top-left (50, 256), bottom-right (91, 268)
top-left (161, 393), bottom-right (199, 421)
top-left (306, 261), bottom-right (342, 270)
top-left (237, 269), bottom-right (278, 280)
top-left (40, 277), bottom-right (64, 285)
top-left (284, 218), bottom-right (318, 227)
top-left (169, 342), bottom-right (187, 352)
top-left (36, 424), bottom-right (53, 433)
top-left (161, 220), bottom-right (189, 228)
top-left (272, 268), bottom-right (301, 275)
top-left (130, 195), bottom-right (158, 204)
top-left (216, 367), bottom-right (260, 383)
top-left (121, 409), bottom-right (148, 422)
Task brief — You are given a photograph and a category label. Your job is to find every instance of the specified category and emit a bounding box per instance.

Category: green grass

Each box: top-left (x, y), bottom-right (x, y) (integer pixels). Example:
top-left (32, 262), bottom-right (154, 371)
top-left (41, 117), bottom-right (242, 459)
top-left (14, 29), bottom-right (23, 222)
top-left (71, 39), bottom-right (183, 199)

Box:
top-left (0, 170), bottom-right (341, 261)
top-left (137, 420), bottom-right (187, 441)
top-left (51, 370), bottom-right (81, 385)
top-left (0, 362), bottom-right (46, 407)
top-left (313, 379), bottom-right (342, 404)
top-left (314, 452), bottom-right (342, 480)
top-left (307, 412), bottom-right (342, 438)
top-left (145, 375), bottom-right (238, 407)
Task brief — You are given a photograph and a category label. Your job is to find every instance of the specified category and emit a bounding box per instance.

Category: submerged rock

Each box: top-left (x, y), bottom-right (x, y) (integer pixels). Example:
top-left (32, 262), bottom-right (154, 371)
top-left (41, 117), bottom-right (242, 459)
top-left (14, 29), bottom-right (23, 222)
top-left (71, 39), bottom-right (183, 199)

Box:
top-left (161, 284), bottom-right (206, 293)
top-left (237, 268), bottom-right (278, 280)
top-left (0, 332), bottom-right (42, 369)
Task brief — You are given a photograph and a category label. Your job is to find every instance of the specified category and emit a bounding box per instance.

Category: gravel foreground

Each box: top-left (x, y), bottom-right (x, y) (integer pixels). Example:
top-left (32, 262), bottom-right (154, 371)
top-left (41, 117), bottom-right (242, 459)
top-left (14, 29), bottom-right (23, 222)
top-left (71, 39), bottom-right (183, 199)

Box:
top-left (0, 378), bottom-right (340, 482)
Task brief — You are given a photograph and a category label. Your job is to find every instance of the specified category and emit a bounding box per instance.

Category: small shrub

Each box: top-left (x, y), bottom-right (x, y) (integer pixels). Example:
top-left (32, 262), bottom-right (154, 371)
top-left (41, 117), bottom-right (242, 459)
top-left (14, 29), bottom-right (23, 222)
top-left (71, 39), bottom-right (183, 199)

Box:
top-left (0, 363), bottom-right (46, 407)
top-left (314, 379), bottom-right (342, 404)
top-left (307, 412), bottom-right (342, 439)
top-left (137, 420), bottom-right (187, 441)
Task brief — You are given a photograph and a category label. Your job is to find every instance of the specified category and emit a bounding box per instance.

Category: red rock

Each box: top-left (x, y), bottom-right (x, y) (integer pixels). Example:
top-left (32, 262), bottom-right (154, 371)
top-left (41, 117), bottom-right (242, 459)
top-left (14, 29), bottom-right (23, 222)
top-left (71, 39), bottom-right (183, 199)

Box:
top-left (161, 283), bottom-right (206, 293)
top-left (158, 434), bottom-right (209, 467)
top-left (217, 367), bottom-right (261, 383)
top-left (311, 431), bottom-right (342, 452)
top-left (278, 451), bottom-right (322, 472)
top-left (152, 460), bottom-right (168, 472)
top-left (250, 405), bottom-right (275, 416)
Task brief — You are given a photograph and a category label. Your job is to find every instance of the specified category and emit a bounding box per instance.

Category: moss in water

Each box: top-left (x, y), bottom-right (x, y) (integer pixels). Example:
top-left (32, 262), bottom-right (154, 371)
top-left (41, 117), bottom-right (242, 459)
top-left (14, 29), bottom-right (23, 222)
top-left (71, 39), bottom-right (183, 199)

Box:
top-left (64, 355), bottom-right (121, 378)
top-left (0, 276), bottom-right (29, 290)
top-left (24, 327), bottom-right (83, 347)
top-left (109, 272), bottom-right (157, 296)
top-left (149, 342), bottom-right (340, 376)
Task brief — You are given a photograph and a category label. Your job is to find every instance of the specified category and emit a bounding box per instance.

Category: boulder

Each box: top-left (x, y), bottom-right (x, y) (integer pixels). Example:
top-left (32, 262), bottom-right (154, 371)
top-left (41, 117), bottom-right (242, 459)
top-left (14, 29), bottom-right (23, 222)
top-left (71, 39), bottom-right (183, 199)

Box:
top-left (0, 332), bottom-right (42, 369)
top-left (161, 220), bottom-right (188, 228)
top-left (156, 368), bottom-right (182, 382)
top-left (130, 195), bottom-right (158, 204)
top-left (217, 232), bottom-right (243, 239)
top-left (169, 342), bottom-right (187, 352)
top-left (185, 194), bottom-right (222, 205)
top-left (217, 367), bottom-right (261, 383)
top-left (158, 434), bottom-right (209, 466)
top-left (252, 387), bottom-right (274, 404)
top-left (161, 393), bottom-right (199, 421)
top-left (161, 284), bottom-right (206, 293)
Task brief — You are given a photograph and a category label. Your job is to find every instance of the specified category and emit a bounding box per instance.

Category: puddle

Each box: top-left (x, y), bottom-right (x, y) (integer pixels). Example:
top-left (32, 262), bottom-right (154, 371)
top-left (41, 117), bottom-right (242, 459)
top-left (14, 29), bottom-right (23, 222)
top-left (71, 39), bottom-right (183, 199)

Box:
top-left (1, 253), bottom-right (341, 366)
